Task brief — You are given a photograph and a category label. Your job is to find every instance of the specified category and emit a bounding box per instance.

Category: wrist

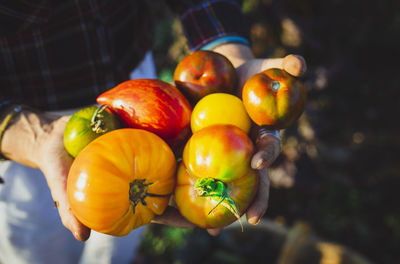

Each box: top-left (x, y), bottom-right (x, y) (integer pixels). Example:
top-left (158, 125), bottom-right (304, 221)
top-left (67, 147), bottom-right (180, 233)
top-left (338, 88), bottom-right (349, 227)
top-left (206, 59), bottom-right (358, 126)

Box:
top-left (209, 42), bottom-right (254, 68)
top-left (1, 108), bottom-right (56, 168)
top-left (0, 104), bottom-right (23, 160)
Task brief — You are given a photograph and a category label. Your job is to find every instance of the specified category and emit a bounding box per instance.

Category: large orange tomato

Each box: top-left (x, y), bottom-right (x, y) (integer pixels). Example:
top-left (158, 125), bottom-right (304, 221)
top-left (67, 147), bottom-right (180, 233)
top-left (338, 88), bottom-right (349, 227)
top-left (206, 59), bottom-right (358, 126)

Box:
top-left (175, 125), bottom-right (258, 229)
top-left (67, 128), bottom-right (176, 236)
top-left (242, 68), bottom-right (307, 129)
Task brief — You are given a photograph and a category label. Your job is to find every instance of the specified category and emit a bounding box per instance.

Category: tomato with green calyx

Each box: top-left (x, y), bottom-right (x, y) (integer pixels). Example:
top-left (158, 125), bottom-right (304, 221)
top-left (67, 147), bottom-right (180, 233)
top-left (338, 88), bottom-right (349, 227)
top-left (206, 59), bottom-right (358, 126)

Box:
top-left (175, 163), bottom-right (258, 230)
top-left (191, 93), bottom-right (251, 134)
top-left (242, 68), bottom-right (307, 130)
top-left (67, 128), bottom-right (177, 236)
top-left (64, 105), bottom-right (122, 157)
top-left (175, 124), bottom-right (258, 229)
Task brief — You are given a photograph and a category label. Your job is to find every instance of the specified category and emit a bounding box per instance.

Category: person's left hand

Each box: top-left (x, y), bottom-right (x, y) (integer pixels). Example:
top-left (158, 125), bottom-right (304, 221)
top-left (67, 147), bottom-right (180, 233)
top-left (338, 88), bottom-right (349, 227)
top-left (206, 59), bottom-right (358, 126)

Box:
top-left (153, 44), bottom-right (307, 236)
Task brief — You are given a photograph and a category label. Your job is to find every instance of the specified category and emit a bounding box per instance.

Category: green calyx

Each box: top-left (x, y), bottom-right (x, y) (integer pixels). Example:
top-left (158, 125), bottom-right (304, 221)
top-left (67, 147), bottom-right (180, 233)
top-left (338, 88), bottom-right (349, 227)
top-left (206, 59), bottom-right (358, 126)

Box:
top-left (90, 105), bottom-right (109, 133)
top-left (129, 179), bottom-right (170, 214)
top-left (194, 178), bottom-right (243, 231)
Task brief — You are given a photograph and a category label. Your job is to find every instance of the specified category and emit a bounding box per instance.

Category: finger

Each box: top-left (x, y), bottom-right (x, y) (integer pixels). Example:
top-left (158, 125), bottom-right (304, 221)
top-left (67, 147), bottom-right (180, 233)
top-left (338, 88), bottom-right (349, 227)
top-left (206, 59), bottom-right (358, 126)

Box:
top-left (251, 128), bottom-right (282, 170)
top-left (49, 175), bottom-right (91, 241)
top-left (282, 54), bottom-right (307, 77)
top-left (259, 54), bottom-right (306, 77)
top-left (57, 198), bottom-right (91, 241)
top-left (207, 227), bottom-right (223, 236)
top-left (41, 116), bottom-right (91, 241)
top-left (151, 206), bottom-right (195, 229)
top-left (247, 168), bottom-right (270, 225)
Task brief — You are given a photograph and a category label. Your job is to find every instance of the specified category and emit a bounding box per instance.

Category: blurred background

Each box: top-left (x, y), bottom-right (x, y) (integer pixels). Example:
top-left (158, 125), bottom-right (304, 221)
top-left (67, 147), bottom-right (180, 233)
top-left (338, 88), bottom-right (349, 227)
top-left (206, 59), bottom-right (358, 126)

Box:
top-left (134, 0), bottom-right (400, 263)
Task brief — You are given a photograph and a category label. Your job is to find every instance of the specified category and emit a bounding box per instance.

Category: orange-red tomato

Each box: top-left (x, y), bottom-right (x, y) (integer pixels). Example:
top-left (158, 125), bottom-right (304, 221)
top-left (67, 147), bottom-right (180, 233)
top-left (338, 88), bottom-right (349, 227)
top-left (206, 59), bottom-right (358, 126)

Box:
top-left (242, 68), bottom-right (307, 129)
top-left (175, 163), bottom-right (258, 229)
top-left (175, 124), bottom-right (258, 228)
top-left (183, 124), bottom-right (254, 182)
top-left (67, 128), bottom-right (176, 236)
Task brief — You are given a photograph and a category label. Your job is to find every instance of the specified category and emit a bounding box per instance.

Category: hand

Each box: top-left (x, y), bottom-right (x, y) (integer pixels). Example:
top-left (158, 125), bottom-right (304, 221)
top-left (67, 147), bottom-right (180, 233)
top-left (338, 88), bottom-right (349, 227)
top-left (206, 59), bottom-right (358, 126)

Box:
top-left (37, 114), bottom-right (91, 241)
top-left (209, 43), bottom-right (307, 233)
top-left (235, 54), bottom-right (307, 90)
top-left (1, 110), bottom-right (91, 241)
top-left (148, 45), bottom-right (307, 236)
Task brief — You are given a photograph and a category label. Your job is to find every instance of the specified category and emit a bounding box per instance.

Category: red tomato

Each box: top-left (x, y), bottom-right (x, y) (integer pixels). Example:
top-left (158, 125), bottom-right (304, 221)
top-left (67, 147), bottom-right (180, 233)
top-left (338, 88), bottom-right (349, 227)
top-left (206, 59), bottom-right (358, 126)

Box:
top-left (96, 79), bottom-right (192, 148)
top-left (67, 128), bottom-right (177, 236)
top-left (174, 50), bottom-right (238, 104)
top-left (175, 124), bottom-right (258, 228)
top-left (242, 68), bottom-right (307, 129)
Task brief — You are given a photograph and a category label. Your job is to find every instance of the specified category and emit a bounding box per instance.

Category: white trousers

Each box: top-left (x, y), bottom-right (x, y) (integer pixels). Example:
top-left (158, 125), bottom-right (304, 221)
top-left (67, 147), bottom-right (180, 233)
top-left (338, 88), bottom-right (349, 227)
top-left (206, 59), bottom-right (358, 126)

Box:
top-left (0, 52), bottom-right (157, 264)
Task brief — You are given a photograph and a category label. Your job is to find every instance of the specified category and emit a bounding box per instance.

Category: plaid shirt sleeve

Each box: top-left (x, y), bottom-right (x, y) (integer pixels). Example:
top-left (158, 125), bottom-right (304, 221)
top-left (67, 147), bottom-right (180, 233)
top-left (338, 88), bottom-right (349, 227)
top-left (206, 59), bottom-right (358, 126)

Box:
top-left (167, 0), bottom-right (250, 50)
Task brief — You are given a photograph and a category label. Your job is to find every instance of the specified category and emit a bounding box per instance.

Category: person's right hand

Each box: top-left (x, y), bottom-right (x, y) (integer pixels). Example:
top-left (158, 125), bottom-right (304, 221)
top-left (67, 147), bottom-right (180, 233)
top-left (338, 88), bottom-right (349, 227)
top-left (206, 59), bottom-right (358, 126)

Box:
top-left (1, 110), bottom-right (91, 241)
top-left (37, 114), bottom-right (91, 241)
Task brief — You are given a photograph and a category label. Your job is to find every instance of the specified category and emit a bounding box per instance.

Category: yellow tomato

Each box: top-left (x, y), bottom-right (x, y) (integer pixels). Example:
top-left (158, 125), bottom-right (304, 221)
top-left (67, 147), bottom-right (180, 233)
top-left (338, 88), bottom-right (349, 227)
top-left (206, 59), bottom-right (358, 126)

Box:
top-left (191, 93), bottom-right (251, 133)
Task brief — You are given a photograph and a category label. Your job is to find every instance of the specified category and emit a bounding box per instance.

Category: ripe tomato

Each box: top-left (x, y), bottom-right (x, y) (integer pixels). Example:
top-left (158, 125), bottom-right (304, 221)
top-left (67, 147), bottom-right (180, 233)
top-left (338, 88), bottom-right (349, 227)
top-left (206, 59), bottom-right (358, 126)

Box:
top-left (174, 50), bottom-right (238, 104)
top-left (242, 68), bottom-right (307, 129)
top-left (64, 105), bottom-right (122, 157)
top-left (191, 93), bottom-right (251, 134)
top-left (67, 128), bottom-right (177, 236)
top-left (175, 124), bottom-right (258, 228)
top-left (96, 79), bottom-right (192, 148)
top-left (175, 163), bottom-right (258, 229)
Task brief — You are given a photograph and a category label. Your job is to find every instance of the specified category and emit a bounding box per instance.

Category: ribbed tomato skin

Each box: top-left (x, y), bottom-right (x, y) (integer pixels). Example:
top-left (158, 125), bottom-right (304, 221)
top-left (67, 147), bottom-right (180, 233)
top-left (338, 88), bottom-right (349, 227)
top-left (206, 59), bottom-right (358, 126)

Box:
top-left (67, 128), bottom-right (177, 236)
top-left (97, 79), bottom-right (192, 147)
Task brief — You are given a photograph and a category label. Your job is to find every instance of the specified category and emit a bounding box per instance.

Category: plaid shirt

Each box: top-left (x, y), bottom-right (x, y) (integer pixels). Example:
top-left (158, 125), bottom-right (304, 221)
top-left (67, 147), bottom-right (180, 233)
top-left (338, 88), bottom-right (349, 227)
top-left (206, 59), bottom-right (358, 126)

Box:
top-left (0, 0), bottom-right (249, 111)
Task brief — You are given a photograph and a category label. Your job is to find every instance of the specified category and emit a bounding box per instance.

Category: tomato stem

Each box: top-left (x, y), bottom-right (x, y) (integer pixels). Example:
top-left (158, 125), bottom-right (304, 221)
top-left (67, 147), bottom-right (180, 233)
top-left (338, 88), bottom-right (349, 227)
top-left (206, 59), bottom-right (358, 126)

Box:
top-left (129, 179), bottom-right (171, 213)
top-left (271, 81), bottom-right (281, 91)
top-left (90, 105), bottom-right (109, 133)
top-left (194, 178), bottom-right (243, 231)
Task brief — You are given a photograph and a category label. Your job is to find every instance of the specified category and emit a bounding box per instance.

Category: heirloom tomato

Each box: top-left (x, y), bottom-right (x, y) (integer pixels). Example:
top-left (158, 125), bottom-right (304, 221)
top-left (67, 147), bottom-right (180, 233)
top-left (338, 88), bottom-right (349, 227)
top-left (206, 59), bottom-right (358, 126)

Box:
top-left (175, 124), bottom-right (258, 229)
top-left (64, 105), bottom-right (121, 157)
top-left (174, 50), bottom-right (238, 104)
top-left (175, 163), bottom-right (258, 229)
top-left (191, 93), bottom-right (251, 134)
top-left (67, 129), bottom-right (176, 236)
top-left (242, 68), bottom-right (307, 129)
top-left (96, 79), bottom-right (192, 148)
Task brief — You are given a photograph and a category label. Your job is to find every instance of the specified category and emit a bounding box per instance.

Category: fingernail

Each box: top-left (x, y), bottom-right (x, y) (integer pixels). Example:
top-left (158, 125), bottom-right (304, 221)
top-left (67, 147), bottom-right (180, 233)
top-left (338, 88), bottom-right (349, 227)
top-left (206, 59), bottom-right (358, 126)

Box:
top-left (248, 216), bottom-right (261, 225)
top-left (255, 159), bottom-right (264, 170)
top-left (73, 231), bottom-right (89, 242)
top-left (73, 231), bottom-right (80, 240)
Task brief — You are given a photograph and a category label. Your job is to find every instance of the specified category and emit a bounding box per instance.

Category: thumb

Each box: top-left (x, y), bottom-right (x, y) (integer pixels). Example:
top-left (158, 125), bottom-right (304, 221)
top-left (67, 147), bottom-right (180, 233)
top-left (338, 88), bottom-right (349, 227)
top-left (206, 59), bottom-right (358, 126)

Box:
top-left (251, 128), bottom-right (282, 170)
top-left (44, 158), bottom-right (91, 241)
top-left (52, 184), bottom-right (91, 241)
top-left (40, 116), bottom-right (91, 241)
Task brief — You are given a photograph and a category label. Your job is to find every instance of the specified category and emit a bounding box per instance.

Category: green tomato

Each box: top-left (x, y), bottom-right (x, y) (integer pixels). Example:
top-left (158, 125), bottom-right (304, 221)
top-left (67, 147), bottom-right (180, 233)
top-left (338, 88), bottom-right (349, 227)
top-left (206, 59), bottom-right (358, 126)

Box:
top-left (64, 105), bottom-right (122, 157)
